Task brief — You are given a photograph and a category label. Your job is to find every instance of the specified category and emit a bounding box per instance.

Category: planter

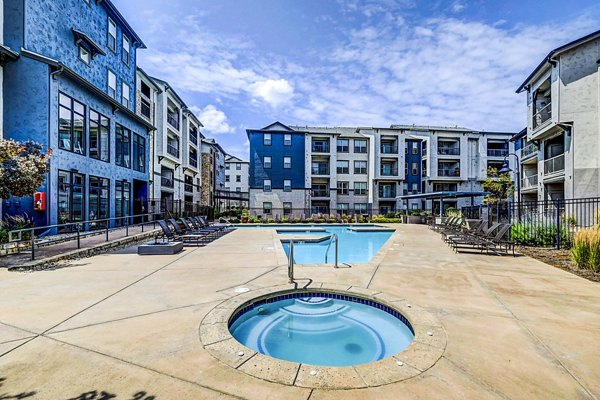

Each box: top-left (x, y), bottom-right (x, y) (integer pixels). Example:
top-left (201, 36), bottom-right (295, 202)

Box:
top-left (406, 215), bottom-right (425, 224)
top-left (138, 241), bottom-right (184, 255)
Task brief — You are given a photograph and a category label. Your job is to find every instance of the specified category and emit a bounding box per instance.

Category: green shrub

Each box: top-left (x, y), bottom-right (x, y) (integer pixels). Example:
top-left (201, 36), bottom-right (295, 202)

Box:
top-left (0, 214), bottom-right (35, 243)
top-left (510, 222), bottom-right (571, 247)
top-left (230, 218), bottom-right (240, 223)
top-left (267, 218), bottom-right (275, 224)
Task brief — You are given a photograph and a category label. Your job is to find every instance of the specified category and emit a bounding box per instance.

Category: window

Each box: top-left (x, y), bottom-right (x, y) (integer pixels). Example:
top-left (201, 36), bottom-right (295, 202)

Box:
top-left (354, 182), bottom-right (367, 195)
top-left (107, 70), bottom-right (116, 98)
top-left (115, 124), bottom-right (131, 168)
top-left (337, 160), bottom-right (349, 174)
top-left (122, 35), bottom-right (130, 65)
top-left (236, 163), bottom-right (241, 170)
top-left (412, 142), bottom-right (418, 154)
top-left (337, 203), bottom-right (349, 212)
top-left (58, 93), bottom-right (85, 155)
top-left (264, 133), bottom-right (271, 145)
top-left (284, 179), bottom-right (292, 192)
top-left (236, 175), bottom-right (241, 182)
top-left (405, 162), bottom-right (408, 176)
top-left (107, 18), bottom-right (117, 51)
top-left (79, 45), bottom-right (90, 64)
top-left (354, 139), bottom-right (367, 153)
top-left (88, 176), bottom-right (109, 225)
top-left (132, 133), bottom-right (145, 172)
top-left (283, 202), bottom-right (292, 214)
top-left (89, 109), bottom-right (109, 162)
top-left (354, 160), bottom-right (367, 174)
top-left (263, 156), bottom-right (272, 169)
top-left (225, 163), bottom-right (230, 170)
top-left (225, 175), bottom-right (230, 182)
top-left (412, 162), bottom-right (418, 176)
top-left (403, 183), bottom-right (409, 195)
top-left (263, 202), bottom-right (272, 214)
top-left (337, 181), bottom-right (349, 195)
top-left (58, 170), bottom-right (85, 224)
top-left (354, 203), bottom-right (367, 213)
top-left (284, 134), bottom-right (292, 146)
top-left (337, 139), bottom-right (349, 153)
top-left (433, 183), bottom-right (458, 192)
top-left (412, 183), bottom-right (418, 193)
top-left (236, 187), bottom-right (241, 192)
top-left (115, 180), bottom-right (130, 226)
top-left (263, 179), bottom-right (271, 192)
top-left (283, 156), bottom-right (292, 169)
top-left (121, 83), bottom-right (130, 108)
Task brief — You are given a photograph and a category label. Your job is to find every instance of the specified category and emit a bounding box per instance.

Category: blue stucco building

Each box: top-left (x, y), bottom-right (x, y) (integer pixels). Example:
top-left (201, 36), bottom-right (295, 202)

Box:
top-left (3, 0), bottom-right (153, 228)
top-left (247, 122), bottom-right (306, 215)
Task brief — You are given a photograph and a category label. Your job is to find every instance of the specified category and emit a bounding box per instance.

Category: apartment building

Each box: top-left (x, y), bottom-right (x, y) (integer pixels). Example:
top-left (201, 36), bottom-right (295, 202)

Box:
top-left (3, 0), bottom-right (152, 227)
top-left (516, 29), bottom-right (600, 201)
top-left (224, 155), bottom-right (249, 207)
top-left (200, 138), bottom-right (226, 208)
top-left (148, 77), bottom-right (203, 212)
top-left (1, 0), bottom-right (20, 143)
top-left (248, 122), bottom-right (514, 216)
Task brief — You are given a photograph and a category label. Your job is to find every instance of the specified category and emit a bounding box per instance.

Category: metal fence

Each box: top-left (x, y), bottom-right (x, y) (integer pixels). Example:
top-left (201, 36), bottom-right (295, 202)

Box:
top-left (462, 197), bottom-right (600, 249)
top-left (244, 208), bottom-right (373, 221)
top-left (148, 199), bottom-right (214, 220)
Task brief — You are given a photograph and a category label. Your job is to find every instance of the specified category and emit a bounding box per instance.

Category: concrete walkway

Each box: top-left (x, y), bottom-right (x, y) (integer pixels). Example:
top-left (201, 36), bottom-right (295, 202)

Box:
top-left (0, 224), bottom-right (598, 399)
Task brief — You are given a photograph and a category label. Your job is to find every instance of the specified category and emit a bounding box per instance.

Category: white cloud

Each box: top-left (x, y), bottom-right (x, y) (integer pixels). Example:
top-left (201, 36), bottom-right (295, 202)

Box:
top-left (452, 1), bottom-right (466, 13)
top-left (192, 104), bottom-right (234, 134)
top-left (248, 79), bottom-right (294, 107)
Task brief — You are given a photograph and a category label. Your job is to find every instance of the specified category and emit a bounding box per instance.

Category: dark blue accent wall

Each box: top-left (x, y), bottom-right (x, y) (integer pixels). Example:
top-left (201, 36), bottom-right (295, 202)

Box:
top-left (405, 140), bottom-right (421, 189)
top-left (247, 130), bottom-right (305, 190)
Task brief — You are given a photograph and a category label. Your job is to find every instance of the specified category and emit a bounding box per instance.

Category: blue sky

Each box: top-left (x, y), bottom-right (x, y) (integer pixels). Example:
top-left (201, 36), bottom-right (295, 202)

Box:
top-left (114, 0), bottom-right (600, 159)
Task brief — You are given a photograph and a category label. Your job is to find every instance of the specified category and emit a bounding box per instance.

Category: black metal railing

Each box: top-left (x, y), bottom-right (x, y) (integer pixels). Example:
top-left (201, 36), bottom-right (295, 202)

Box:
top-left (380, 166), bottom-right (398, 176)
top-left (311, 143), bottom-right (330, 152)
top-left (141, 99), bottom-right (151, 119)
top-left (189, 132), bottom-right (198, 145)
top-left (167, 144), bottom-right (180, 158)
top-left (161, 176), bottom-right (174, 188)
top-left (311, 189), bottom-right (329, 197)
top-left (380, 144), bottom-right (398, 154)
top-left (189, 156), bottom-right (198, 168)
top-left (378, 188), bottom-right (396, 198)
top-left (312, 165), bottom-right (330, 175)
top-left (438, 168), bottom-right (460, 177)
top-left (167, 113), bottom-right (179, 130)
top-left (438, 147), bottom-right (460, 156)
top-left (487, 149), bottom-right (508, 157)
top-left (184, 183), bottom-right (193, 193)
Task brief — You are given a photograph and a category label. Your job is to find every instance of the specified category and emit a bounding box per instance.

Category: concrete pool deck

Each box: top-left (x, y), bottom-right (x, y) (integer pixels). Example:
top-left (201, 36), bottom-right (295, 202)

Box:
top-left (0, 224), bottom-right (599, 399)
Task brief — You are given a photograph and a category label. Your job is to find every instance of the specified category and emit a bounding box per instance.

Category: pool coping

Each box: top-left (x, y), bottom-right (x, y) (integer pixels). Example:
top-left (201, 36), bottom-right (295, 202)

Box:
top-left (199, 284), bottom-right (447, 389)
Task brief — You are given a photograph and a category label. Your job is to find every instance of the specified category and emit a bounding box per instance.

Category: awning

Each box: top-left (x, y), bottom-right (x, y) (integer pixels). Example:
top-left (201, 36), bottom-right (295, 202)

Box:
top-left (72, 28), bottom-right (106, 57)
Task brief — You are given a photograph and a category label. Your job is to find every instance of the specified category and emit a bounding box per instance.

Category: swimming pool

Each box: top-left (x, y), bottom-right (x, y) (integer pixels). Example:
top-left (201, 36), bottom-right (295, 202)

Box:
top-left (281, 225), bottom-right (393, 264)
top-left (229, 292), bottom-right (414, 366)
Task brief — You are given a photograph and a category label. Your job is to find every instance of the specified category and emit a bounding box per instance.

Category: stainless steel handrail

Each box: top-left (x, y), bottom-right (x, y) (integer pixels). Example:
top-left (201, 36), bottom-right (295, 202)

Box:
top-left (288, 240), bottom-right (295, 283)
top-left (325, 233), bottom-right (339, 268)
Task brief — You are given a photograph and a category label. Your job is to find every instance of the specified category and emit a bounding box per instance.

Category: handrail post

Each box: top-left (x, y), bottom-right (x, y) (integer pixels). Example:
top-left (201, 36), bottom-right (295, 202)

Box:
top-left (31, 233), bottom-right (35, 261)
top-left (106, 222), bottom-right (109, 241)
top-left (76, 224), bottom-right (81, 249)
top-left (334, 236), bottom-right (339, 268)
top-left (125, 217), bottom-right (129, 237)
top-left (288, 240), bottom-right (294, 283)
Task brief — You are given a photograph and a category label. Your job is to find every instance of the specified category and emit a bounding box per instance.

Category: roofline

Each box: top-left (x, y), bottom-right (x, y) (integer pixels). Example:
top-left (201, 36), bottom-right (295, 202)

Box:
top-left (183, 109), bottom-right (204, 128)
top-left (101, 0), bottom-right (147, 49)
top-left (149, 76), bottom-right (188, 109)
top-left (136, 67), bottom-right (161, 91)
top-left (516, 29), bottom-right (600, 93)
top-left (21, 49), bottom-right (155, 132)
top-left (510, 128), bottom-right (527, 142)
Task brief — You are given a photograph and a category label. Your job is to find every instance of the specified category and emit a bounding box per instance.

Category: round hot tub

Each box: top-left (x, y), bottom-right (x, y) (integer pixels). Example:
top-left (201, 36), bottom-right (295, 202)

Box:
top-left (228, 292), bottom-right (414, 367)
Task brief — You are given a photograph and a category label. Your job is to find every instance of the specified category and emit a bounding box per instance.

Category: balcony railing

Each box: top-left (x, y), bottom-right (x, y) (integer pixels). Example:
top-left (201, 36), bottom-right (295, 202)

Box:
top-left (167, 113), bottom-right (179, 130)
top-left (533, 103), bottom-right (551, 129)
top-left (311, 165), bottom-right (329, 175)
top-left (140, 99), bottom-right (151, 119)
top-left (189, 156), bottom-right (198, 168)
top-left (311, 189), bottom-right (329, 197)
top-left (378, 189), bottom-right (396, 198)
top-left (438, 168), bottom-right (460, 177)
top-left (422, 147), bottom-right (427, 156)
top-left (544, 153), bottom-right (564, 175)
top-left (380, 144), bottom-right (398, 154)
top-left (184, 183), bottom-right (193, 193)
top-left (522, 174), bottom-right (538, 189)
top-left (311, 143), bottom-right (330, 153)
top-left (438, 147), bottom-right (460, 156)
top-left (487, 149), bottom-right (508, 157)
top-left (380, 167), bottom-right (398, 176)
top-left (161, 176), bottom-right (174, 188)
top-left (521, 143), bottom-right (539, 158)
top-left (189, 132), bottom-right (198, 145)
top-left (167, 144), bottom-right (180, 158)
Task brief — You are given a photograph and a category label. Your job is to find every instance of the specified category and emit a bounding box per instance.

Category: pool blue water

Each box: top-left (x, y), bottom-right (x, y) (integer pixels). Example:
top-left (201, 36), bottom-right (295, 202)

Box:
top-left (281, 226), bottom-right (393, 264)
top-left (229, 296), bottom-right (414, 366)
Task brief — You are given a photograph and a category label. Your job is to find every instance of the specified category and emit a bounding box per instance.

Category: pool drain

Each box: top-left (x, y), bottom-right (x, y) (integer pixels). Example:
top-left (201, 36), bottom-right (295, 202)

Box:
top-left (345, 343), bottom-right (363, 354)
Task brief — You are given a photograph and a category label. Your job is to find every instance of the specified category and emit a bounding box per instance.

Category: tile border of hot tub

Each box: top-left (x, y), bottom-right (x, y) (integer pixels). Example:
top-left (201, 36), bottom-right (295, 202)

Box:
top-left (199, 284), bottom-right (447, 389)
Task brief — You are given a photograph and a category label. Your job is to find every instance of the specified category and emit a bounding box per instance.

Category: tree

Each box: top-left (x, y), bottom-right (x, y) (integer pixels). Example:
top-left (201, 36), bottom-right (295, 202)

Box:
top-left (0, 139), bottom-right (52, 199)
top-left (482, 167), bottom-right (514, 205)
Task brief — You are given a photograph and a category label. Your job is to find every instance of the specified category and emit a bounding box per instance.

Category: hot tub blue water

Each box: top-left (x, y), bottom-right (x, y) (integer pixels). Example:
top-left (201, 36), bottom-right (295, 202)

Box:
top-left (229, 293), bottom-right (414, 366)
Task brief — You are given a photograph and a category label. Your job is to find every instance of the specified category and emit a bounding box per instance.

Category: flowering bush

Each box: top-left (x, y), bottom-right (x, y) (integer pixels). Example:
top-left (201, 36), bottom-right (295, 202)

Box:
top-left (0, 139), bottom-right (51, 199)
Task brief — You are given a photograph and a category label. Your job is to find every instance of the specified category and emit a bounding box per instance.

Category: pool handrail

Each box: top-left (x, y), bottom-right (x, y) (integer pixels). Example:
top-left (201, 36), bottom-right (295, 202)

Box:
top-left (325, 233), bottom-right (339, 268)
top-left (288, 240), bottom-right (295, 283)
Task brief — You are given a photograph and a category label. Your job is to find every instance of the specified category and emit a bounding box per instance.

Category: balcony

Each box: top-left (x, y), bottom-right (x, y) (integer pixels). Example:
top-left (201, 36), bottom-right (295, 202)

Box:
top-left (438, 146), bottom-right (460, 156)
top-left (378, 188), bottom-right (396, 198)
top-left (380, 143), bottom-right (398, 154)
top-left (311, 189), bottom-right (329, 197)
top-left (311, 164), bottom-right (329, 175)
top-left (189, 132), bottom-right (198, 146)
top-left (487, 148), bottom-right (508, 157)
top-left (167, 144), bottom-right (180, 158)
top-left (544, 153), bottom-right (564, 175)
top-left (189, 156), bottom-right (198, 168)
top-left (521, 143), bottom-right (539, 159)
top-left (184, 183), bottom-right (193, 193)
top-left (167, 113), bottom-right (179, 130)
top-left (140, 98), bottom-right (151, 119)
top-left (438, 168), bottom-right (460, 177)
top-left (522, 174), bottom-right (538, 190)
top-left (380, 166), bottom-right (398, 176)
top-left (533, 103), bottom-right (551, 130)
top-left (311, 142), bottom-right (330, 153)
top-left (161, 176), bottom-right (174, 188)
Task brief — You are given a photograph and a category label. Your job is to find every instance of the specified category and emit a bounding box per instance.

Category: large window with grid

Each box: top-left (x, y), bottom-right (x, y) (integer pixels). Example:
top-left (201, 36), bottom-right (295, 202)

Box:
top-left (89, 176), bottom-right (109, 226)
top-left (115, 124), bottom-right (131, 168)
top-left (89, 109), bottom-right (109, 162)
top-left (58, 93), bottom-right (85, 155)
top-left (58, 170), bottom-right (85, 224)
top-left (132, 133), bottom-right (145, 172)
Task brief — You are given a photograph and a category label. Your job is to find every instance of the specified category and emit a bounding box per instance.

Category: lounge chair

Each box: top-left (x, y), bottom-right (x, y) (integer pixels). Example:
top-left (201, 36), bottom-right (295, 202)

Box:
top-left (167, 219), bottom-right (212, 245)
top-left (193, 216), bottom-right (226, 232)
top-left (179, 218), bottom-right (221, 237)
top-left (449, 223), bottom-right (510, 254)
top-left (156, 219), bottom-right (207, 246)
top-left (441, 219), bottom-right (486, 243)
